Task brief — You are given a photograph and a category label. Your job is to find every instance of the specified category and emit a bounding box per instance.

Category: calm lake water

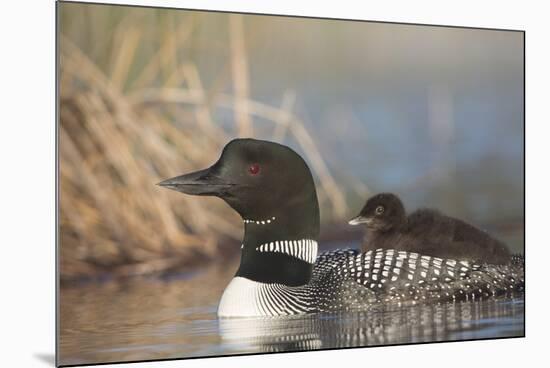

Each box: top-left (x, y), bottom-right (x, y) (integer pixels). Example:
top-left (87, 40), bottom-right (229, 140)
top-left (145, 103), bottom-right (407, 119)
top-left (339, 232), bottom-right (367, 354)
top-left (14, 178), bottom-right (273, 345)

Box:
top-left (58, 244), bottom-right (525, 366)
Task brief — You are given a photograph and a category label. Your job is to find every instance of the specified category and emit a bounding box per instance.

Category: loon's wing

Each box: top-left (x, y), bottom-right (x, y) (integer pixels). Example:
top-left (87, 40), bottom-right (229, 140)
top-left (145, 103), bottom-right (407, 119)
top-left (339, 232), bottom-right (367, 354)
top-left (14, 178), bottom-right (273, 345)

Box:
top-left (312, 248), bottom-right (524, 306)
top-left (311, 248), bottom-right (359, 281)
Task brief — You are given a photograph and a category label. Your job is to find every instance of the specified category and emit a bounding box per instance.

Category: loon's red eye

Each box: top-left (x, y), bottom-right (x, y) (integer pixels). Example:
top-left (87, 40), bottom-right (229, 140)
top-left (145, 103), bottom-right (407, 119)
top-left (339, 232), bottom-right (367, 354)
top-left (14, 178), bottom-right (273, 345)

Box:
top-left (248, 163), bottom-right (260, 175)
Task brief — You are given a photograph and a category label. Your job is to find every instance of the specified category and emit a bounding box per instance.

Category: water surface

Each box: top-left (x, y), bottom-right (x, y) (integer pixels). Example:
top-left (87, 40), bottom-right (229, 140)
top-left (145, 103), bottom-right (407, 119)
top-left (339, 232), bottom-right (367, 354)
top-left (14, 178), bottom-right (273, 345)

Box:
top-left (59, 254), bottom-right (524, 366)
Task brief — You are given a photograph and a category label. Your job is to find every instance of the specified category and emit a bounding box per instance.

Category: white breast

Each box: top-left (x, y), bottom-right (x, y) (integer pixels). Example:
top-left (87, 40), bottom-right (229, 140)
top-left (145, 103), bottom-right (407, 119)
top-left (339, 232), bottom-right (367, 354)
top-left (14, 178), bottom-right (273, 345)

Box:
top-left (217, 277), bottom-right (265, 317)
top-left (217, 277), bottom-right (313, 317)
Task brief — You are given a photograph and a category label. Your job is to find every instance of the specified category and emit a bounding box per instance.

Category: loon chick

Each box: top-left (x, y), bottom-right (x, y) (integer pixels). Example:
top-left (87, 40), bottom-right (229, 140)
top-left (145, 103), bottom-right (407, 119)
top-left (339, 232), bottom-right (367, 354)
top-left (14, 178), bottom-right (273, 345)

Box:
top-left (159, 139), bottom-right (523, 317)
top-left (349, 193), bottom-right (511, 264)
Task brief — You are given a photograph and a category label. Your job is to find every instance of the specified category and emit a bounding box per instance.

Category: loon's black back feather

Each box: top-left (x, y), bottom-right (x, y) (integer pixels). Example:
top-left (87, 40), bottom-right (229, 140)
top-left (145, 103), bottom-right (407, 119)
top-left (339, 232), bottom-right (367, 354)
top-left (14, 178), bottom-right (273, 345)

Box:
top-left (305, 248), bottom-right (524, 313)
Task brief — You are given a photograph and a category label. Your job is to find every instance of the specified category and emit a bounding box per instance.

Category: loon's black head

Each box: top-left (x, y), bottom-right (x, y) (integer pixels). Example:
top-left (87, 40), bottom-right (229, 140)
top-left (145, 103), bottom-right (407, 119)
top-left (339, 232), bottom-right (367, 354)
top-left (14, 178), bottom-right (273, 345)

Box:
top-left (348, 193), bottom-right (406, 231)
top-left (159, 138), bottom-right (319, 226)
top-left (159, 138), bottom-right (320, 286)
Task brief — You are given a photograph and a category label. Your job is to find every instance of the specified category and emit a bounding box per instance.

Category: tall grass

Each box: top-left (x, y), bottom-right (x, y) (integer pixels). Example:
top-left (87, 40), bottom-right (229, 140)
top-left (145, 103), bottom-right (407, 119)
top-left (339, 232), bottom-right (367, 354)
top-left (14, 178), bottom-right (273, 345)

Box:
top-left (59, 5), bottom-right (353, 281)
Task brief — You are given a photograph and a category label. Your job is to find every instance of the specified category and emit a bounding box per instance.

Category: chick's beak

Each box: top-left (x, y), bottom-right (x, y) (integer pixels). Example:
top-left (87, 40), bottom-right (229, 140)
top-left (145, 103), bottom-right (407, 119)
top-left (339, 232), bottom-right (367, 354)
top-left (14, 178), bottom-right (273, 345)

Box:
top-left (348, 215), bottom-right (372, 226)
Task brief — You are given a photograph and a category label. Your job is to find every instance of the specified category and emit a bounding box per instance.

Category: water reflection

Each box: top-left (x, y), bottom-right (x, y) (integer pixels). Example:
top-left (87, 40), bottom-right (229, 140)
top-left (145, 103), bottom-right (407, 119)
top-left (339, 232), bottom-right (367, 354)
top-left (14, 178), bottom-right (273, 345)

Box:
top-left (219, 298), bottom-right (524, 353)
top-left (59, 255), bottom-right (523, 366)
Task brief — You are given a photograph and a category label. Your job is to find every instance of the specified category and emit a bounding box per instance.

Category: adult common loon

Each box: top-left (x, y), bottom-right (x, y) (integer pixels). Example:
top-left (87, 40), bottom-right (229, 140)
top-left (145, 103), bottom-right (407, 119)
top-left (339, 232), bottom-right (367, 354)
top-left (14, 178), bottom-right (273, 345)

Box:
top-left (349, 193), bottom-right (511, 264)
top-left (158, 139), bottom-right (524, 317)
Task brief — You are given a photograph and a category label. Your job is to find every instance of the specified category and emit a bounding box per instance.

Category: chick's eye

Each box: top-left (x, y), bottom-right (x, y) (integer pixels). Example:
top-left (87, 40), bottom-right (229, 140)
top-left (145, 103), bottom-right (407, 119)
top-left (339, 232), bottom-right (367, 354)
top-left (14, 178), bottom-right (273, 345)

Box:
top-left (248, 163), bottom-right (260, 175)
top-left (375, 206), bottom-right (385, 215)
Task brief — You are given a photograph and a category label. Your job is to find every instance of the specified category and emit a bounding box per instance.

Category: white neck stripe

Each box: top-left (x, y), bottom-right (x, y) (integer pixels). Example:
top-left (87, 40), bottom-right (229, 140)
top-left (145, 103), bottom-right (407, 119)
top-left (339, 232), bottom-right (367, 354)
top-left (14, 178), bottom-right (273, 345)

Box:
top-left (243, 216), bottom-right (276, 225)
top-left (256, 239), bottom-right (318, 264)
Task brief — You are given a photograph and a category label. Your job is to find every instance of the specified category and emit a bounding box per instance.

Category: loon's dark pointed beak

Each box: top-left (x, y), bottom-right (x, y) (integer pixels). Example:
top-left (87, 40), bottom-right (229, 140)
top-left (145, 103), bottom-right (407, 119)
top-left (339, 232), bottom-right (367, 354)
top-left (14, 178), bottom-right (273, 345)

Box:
top-left (348, 215), bottom-right (372, 226)
top-left (157, 167), bottom-right (233, 196)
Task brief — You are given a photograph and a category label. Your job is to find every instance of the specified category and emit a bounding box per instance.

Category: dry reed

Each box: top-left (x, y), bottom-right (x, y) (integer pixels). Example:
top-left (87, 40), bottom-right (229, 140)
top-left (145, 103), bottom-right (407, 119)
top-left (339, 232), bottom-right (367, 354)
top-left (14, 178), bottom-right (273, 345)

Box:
top-left (59, 8), bottom-right (352, 282)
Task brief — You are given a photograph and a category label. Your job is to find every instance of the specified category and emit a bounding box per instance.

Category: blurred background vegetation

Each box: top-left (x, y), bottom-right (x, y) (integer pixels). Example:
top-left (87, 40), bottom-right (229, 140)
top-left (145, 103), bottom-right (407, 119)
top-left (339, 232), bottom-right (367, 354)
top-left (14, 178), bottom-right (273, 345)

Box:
top-left (58, 2), bottom-right (524, 283)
